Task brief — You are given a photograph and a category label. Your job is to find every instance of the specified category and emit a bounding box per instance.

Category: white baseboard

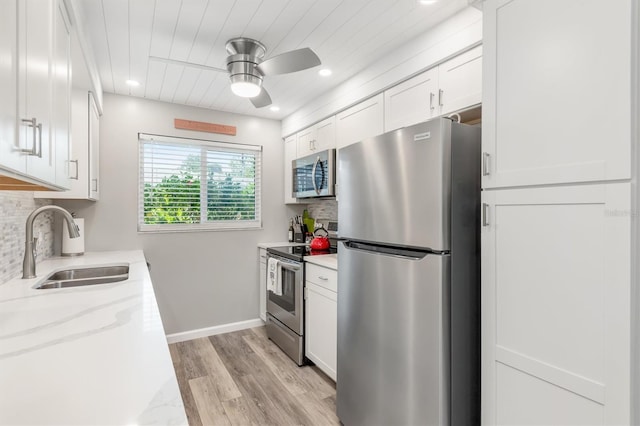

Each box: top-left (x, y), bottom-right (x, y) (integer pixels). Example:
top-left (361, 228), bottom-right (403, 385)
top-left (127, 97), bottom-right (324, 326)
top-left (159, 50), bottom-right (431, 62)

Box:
top-left (166, 318), bottom-right (265, 344)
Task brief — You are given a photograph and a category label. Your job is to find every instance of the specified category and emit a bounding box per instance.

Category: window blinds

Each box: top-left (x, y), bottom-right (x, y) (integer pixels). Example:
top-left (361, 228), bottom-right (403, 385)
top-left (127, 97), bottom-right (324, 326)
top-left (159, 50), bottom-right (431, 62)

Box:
top-left (138, 133), bottom-right (262, 232)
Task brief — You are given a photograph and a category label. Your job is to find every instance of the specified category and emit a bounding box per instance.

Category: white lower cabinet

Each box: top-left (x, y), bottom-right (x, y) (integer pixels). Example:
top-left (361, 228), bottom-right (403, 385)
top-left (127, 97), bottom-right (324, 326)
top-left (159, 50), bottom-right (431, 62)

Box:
top-left (258, 248), bottom-right (267, 322)
top-left (305, 262), bottom-right (337, 381)
top-left (481, 182), bottom-right (630, 425)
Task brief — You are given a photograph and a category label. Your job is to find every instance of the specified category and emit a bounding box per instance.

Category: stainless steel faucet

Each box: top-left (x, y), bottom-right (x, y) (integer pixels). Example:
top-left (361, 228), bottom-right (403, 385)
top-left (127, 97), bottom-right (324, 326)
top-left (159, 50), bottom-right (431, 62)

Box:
top-left (23, 206), bottom-right (80, 279)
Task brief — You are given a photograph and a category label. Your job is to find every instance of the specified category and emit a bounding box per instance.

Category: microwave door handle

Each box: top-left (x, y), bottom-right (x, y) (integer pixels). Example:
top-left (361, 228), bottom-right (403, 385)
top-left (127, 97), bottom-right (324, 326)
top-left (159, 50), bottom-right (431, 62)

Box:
top-left (311, 156), bottom-right (320, 195)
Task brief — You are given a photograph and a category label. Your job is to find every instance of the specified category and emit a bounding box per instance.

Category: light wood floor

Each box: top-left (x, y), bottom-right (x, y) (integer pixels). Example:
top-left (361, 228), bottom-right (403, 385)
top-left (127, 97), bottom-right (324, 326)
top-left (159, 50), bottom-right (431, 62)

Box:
top-left (169, 326), bottom-right (340, 426)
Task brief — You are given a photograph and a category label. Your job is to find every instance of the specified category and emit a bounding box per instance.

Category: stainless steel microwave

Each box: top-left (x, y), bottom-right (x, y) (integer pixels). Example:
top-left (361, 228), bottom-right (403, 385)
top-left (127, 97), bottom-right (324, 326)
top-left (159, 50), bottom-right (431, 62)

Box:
top-left (292, 149), bottom-right (335, 198)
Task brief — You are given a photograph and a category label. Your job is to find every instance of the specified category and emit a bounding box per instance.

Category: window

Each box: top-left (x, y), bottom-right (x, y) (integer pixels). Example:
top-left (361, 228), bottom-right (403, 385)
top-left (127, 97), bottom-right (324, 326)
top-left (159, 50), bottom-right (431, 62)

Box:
top-left (138, 133), bottom-right (261, 232)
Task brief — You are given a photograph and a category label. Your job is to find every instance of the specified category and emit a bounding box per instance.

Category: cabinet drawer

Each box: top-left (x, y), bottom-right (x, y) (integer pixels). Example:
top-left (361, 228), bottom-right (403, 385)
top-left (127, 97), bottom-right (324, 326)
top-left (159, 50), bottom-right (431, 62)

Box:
top-left (305, 263), bottom-right (337, 292)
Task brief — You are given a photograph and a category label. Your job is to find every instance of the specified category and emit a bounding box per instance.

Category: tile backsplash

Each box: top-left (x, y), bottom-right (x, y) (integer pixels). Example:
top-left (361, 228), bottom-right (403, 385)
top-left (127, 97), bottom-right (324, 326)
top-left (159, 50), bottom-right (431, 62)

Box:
top-left (0, 192), bottom-right (54, 284)
top-left (306, 199), bottom-right (338, 221)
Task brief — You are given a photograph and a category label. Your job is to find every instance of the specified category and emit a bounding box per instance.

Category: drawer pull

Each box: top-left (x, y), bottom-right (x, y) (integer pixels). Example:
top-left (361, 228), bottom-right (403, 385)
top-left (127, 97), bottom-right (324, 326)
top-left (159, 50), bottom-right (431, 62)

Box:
top-left (318, 276), bottom-right (329, 281)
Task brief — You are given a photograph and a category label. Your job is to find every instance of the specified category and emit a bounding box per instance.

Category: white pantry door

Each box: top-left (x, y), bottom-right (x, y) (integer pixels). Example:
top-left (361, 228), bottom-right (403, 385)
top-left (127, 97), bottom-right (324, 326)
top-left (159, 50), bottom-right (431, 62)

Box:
top-left (481, 183), bottom-right (631, 425)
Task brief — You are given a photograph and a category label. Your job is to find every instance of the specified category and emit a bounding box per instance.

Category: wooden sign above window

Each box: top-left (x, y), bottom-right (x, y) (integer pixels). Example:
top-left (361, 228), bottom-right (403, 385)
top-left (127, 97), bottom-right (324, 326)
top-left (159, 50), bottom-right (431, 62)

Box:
top-left (174, 118), bottom-right (236, 136)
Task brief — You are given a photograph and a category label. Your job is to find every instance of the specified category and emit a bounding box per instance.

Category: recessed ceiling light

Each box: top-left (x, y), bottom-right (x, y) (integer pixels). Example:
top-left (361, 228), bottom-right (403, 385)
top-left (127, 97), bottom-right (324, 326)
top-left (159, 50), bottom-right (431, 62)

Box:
top-left (126, 79), bottom-right (140, 87)
top-left (270, 106), bottom-right (280, 112)
top-left (417, 0), bottom-right (438, 4)
top-left (318, 68), bottom-right (332, 77)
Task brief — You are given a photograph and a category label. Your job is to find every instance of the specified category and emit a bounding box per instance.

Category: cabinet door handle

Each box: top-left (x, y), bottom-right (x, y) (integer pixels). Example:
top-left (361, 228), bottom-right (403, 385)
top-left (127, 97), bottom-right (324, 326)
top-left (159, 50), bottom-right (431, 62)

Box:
top-left (482, 203), bottom-right (490, 227)
top-left (429, 92), bottom-right (435, 111)
top-left (69, 160), bottom-right (79, 180)
top-left (482, 152), bottom-right (491, 176)
top-left (318, 276), bottom-right (329, 281)
top-left (438, 89), bottom-right (444, 107)
top-left (36, 123), bottom-right (42, 158)
top-left (20, 118), bottom-right (40, 156)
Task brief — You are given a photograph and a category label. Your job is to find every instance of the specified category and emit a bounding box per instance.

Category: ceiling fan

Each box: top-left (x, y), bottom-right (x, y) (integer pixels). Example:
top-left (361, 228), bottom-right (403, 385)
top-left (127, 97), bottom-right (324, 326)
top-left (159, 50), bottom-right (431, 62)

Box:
top-left (150, 37), bottom-right (321, 108)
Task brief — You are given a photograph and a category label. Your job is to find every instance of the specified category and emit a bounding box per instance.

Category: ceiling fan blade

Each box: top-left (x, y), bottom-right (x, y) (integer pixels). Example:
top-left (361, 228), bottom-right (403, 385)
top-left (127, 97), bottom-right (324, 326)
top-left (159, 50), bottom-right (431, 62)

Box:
top-left (250, 88), bottom-right (272, 108)
top-left (257, 48), bottom-right (321, 75)
top-left (148, 56), bottom-right (227, 73)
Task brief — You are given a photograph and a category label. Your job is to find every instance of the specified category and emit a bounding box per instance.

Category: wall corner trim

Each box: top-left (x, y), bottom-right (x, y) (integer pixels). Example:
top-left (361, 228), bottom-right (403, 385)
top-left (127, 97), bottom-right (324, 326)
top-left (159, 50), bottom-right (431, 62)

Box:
top-left (165, 318), bottom-right (265, 344)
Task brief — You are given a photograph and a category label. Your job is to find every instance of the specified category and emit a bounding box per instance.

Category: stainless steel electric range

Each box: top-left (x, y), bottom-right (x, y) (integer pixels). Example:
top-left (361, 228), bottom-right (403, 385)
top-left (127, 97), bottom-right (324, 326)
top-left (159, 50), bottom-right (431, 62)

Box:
top-left (265, 244), bottom-right (337, 365)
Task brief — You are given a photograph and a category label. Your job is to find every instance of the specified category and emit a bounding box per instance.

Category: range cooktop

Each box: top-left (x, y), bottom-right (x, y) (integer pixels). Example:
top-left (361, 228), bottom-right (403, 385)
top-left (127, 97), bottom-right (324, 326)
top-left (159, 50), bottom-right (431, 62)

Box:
top-left (267, 245), bottom-right (337, 262)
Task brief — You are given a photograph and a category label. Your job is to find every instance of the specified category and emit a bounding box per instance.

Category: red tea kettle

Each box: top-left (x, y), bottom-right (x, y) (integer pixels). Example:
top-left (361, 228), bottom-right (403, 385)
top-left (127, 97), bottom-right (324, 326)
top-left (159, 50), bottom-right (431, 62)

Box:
top-left (309, 227), bottom-right (330, 250)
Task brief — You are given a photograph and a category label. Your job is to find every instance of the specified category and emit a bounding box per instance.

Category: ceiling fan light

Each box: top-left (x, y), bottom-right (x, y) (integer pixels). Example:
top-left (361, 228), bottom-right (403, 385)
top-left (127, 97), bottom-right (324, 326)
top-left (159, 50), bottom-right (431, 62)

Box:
top-left (229, 72), bottom-right (262, 98)
top-left (231, 81), bottom-right (261, 98)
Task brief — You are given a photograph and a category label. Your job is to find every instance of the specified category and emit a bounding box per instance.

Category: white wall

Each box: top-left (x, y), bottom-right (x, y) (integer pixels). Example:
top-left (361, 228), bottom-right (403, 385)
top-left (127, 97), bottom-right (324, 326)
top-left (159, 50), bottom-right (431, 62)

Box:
top-left (57, 93), bottom-right (299, 334)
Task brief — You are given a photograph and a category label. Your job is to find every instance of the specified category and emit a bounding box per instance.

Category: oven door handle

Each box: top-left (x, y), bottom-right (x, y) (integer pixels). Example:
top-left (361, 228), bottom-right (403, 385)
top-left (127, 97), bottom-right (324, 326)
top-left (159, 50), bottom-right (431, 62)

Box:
top-left (279, 262), bottom-right (301, 272)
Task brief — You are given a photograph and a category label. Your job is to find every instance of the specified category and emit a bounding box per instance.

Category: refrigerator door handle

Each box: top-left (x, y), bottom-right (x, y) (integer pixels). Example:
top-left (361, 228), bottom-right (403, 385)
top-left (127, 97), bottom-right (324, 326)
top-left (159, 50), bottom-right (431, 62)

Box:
top-left (343, 241), bottom-right (431, 259)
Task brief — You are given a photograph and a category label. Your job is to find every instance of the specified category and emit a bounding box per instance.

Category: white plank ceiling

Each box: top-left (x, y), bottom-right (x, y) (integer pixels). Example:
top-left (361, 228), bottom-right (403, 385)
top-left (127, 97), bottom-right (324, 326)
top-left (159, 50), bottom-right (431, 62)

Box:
top-left (74, 0), bottom-right (470, 120)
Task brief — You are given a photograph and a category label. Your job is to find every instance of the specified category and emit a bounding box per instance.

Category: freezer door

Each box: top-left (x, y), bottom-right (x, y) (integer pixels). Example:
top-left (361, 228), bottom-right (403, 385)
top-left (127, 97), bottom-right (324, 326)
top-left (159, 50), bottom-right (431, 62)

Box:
top-left (338, 118), bottom-right (451, 250)
top-left (337, 241), bottom-right (450, 426)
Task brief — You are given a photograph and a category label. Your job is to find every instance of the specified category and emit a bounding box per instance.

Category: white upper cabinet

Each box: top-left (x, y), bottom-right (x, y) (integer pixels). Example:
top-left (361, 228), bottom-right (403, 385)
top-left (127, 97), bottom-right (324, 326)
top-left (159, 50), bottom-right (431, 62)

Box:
top-left (18, 0), bottom-right (56, 184)
top-left (0, 0), bottom-right (21, 175)
top-left (296, 116), bottom-right (336, 158)
top-left (437, 45), bottom-right (482, 117)
top-left (296, 126), bottom-right (315, 159)
top-left (283, 134), bottom-right (298, 204)
top-left (336, 93), bottom-right (384, 149)
top-left (88, 92), bottom-right (100, 199)
top-left (384, 46), bottom-right (482, 132)
top-left (37, 91), bottom-right (100, 200)
top-left (482, 0), bottom-right (631, 189)
top-left (384, 68), bottom-right (438, 132)
top-left (51, 0), bottom-right (71, 189)
top-left (0, 0), bottom-right (71, 190)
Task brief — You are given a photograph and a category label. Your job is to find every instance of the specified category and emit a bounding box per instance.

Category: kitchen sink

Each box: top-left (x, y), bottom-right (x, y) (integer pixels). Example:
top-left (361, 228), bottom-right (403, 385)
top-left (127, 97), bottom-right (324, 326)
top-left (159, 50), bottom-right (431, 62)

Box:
top-left (35, 265), bottom-right (129, 290)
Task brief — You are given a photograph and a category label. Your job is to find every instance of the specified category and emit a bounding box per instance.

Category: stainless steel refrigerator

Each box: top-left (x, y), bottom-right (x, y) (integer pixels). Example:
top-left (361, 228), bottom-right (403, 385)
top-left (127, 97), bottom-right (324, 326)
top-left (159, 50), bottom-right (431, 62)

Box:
top-left (337, 117), bottom-right (480, 425)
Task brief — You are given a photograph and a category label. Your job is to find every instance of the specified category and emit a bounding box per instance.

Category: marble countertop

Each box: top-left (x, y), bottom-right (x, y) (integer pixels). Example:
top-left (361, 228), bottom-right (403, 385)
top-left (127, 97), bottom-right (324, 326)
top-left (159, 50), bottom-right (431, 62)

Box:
top-left (0, 250), bottom-right (187, 425)
top-left (304, 253), bottom-right (338, 270)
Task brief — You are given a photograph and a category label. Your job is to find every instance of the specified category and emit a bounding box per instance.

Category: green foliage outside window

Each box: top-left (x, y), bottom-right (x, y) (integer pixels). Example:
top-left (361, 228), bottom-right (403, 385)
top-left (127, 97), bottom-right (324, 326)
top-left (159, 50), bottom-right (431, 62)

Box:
top-left (142, 149), bottom-right (258, 226)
